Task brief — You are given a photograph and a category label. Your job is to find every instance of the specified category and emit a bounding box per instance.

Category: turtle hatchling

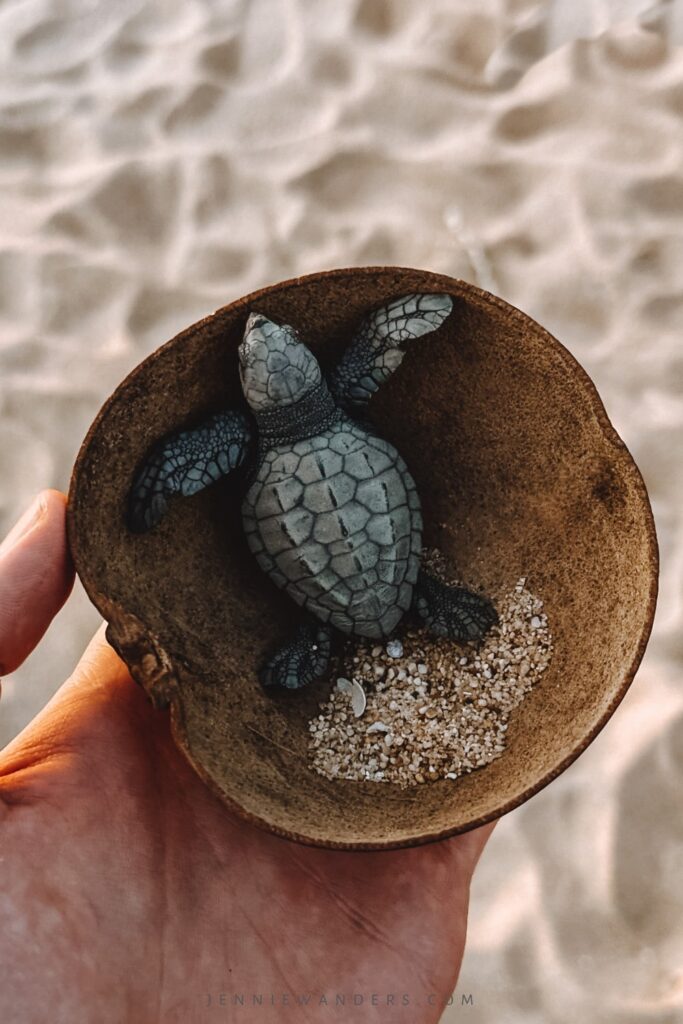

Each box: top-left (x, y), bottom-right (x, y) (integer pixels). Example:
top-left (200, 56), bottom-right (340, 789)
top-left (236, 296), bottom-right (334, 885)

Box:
top-left (128, 294), bottom-right (499, 689)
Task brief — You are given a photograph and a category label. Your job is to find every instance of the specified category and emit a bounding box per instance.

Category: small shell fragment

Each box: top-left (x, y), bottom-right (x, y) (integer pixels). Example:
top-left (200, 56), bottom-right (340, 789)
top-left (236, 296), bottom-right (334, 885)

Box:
top-left (367, 721), bottom-right (389, 733)
top-left (351, 680), bottom-right (367, 718)
top-left (386, 639), bottom-right (403, 659)
top-left (336, 677), bottom-right (353, 694)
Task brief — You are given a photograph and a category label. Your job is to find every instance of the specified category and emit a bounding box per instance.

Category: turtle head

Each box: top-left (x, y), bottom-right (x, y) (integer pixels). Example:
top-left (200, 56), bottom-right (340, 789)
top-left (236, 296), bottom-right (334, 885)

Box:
top-left (238, 312), bottom-right (323, 412)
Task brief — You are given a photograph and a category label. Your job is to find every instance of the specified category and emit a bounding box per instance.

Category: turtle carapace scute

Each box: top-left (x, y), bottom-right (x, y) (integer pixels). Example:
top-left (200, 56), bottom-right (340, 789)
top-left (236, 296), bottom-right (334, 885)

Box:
top-left (128, 294), bottom-right (498, 689)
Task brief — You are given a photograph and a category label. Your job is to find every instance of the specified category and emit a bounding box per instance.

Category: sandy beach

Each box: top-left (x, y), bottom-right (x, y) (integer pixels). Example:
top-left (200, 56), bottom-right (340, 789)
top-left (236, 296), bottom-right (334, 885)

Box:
top-left (1, 1), bottom-right (681, 1020)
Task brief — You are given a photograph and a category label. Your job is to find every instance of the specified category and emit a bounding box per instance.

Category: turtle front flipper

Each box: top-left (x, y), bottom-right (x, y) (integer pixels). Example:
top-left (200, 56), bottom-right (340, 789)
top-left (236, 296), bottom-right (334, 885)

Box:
top-left (327, 293), bottom-right (453, 413)
top-left (260, 622), bottom-right (332, 690)
top-left (413, 570), bottom-right (498, 642)
top-left (128, 410), bottom-right (252, 532)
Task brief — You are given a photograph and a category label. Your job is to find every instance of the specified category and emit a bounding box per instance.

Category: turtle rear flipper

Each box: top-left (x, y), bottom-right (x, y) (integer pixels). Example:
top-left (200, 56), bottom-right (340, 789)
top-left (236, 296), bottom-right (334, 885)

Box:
top-left (128, 410), bottom-right (252, 532)
top-left (413, 569), bottom-right (498, 642)
top-left (327, 293), bottom-right (453, 413)
top-left (260, 622), bottom-right (332, 690)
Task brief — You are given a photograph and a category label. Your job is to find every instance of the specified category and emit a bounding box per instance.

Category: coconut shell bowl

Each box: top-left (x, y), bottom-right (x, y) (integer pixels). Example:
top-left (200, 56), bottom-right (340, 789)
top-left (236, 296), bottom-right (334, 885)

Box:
top-left (67, 267), bottom-right (658, 850)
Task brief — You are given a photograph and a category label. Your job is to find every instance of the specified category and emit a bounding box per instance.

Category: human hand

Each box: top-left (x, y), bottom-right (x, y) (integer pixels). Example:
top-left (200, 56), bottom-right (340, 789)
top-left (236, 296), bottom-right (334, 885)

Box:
top-left (0, 491), bottom-right (494, 1024)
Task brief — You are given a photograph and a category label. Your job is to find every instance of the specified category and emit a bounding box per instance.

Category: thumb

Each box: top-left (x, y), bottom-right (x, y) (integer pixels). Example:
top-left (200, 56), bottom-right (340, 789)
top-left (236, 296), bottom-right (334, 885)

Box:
top-left (0, 490), bottom-right (75, 676)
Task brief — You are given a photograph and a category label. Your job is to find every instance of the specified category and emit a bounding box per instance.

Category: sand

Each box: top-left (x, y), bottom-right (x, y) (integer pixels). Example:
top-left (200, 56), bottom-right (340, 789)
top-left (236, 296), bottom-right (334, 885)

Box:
top-left (309, 565), bottom-right (553, 787)
top-left (0, 2), bottom-right (681, 1021)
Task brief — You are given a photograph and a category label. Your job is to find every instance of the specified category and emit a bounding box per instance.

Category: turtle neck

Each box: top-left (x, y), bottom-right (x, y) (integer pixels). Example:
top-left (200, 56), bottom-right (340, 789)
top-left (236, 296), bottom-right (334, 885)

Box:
top-left (253, 380), bottom-right (339, 447)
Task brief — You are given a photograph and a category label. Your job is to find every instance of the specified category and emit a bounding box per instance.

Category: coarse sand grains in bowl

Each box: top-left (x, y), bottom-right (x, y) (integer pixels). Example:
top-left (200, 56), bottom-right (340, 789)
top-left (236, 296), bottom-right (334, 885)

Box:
top-left (309, 551), bottom-right (553, 787)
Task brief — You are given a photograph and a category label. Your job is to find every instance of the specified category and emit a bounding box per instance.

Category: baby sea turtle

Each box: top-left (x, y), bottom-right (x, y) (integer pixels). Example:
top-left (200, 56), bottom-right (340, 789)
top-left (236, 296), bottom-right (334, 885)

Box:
top-left (128, 294), bottom-right (498, 689)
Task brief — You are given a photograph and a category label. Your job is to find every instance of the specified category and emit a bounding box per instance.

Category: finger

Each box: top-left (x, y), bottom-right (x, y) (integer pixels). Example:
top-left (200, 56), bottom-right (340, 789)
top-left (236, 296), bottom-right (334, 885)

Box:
top-left (61, 621), bottom-right (133, 701)
top-left (25, 623), bottom-right (138, 741)
top-left (463, 819), bottom-right (497, 871)
top-left (441, 819), bottom-right (497, 878)
top-left (0, 490), bottom-right (75, 675)
top-left (0, 623), bottom-right (144, 769)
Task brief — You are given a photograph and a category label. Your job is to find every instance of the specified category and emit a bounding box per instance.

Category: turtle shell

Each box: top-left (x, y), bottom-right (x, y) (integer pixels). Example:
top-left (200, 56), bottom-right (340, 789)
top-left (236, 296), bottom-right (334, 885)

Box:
top-left (242, 414), bottom-right (422, 638)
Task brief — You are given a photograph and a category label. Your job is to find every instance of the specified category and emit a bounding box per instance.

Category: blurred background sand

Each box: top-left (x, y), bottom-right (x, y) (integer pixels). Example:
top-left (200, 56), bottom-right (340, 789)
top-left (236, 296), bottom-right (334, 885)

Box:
top-left (1, 1), bottom-right (681, 1020)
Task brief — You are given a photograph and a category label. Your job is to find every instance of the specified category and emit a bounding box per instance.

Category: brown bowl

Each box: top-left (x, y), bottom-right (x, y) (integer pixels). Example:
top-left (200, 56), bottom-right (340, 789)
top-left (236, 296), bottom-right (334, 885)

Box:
top-left (67, 267), bottom-right (658, 849)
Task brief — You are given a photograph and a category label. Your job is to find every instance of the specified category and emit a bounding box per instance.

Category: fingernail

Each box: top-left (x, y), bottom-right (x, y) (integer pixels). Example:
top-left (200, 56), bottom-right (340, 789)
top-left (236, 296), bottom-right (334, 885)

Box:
top-left (0, 493), bottom-right (47, 558)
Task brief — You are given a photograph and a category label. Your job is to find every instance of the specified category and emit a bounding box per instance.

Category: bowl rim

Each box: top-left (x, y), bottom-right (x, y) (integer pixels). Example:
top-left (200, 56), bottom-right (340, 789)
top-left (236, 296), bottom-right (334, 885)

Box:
top-left (67, 265), bottom-right (660, 851)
